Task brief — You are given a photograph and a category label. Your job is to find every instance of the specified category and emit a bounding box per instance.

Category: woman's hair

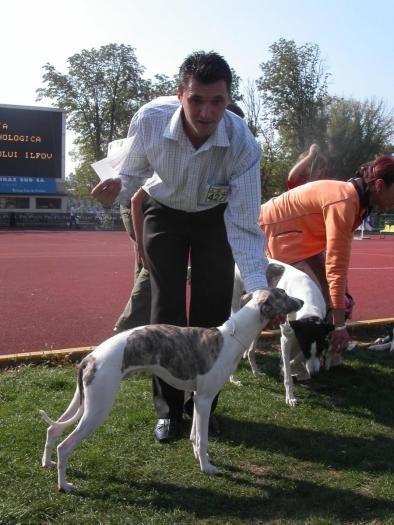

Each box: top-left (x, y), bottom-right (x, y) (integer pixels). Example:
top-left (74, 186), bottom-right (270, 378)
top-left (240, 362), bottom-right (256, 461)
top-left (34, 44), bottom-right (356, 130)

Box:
top-left (360, 155), bottom-right (394, 187)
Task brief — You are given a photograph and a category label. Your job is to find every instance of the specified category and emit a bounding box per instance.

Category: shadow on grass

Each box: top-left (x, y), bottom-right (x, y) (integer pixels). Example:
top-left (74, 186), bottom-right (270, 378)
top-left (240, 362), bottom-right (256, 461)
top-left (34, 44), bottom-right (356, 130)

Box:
top-left (255, 348), bottom-right (394, 428)
top-left (217, 416), bottom-right (394, 473)
top-left (80, 473), bottom-right (394, 523)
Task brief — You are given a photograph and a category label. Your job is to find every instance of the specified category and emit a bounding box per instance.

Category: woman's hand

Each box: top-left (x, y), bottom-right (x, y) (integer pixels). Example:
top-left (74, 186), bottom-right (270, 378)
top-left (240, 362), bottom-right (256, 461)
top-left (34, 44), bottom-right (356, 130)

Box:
top-left (329, 326), bottom-right (350, 353)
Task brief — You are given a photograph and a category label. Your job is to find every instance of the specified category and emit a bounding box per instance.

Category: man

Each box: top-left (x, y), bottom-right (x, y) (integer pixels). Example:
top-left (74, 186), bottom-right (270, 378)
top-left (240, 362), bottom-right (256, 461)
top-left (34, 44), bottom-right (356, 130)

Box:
top-left (259, 155), bottom-right (394, 354)
top-left (92, 51), bottom-right (268, 442)
top-left (113, 103), bottom-right (246, 333)
top-left (287, 143), bottom-right (328, 190)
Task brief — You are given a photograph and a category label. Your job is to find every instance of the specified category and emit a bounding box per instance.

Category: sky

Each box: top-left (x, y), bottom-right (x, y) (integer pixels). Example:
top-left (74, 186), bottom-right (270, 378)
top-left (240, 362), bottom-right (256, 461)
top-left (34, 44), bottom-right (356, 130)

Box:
top-left (2, 0), bottom-right (394, 173)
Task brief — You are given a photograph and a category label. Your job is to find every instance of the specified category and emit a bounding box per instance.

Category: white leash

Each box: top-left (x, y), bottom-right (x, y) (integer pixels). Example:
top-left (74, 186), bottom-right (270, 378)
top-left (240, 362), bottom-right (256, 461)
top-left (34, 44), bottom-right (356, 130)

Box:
top-left (227, 318), bottom-right (250, 350)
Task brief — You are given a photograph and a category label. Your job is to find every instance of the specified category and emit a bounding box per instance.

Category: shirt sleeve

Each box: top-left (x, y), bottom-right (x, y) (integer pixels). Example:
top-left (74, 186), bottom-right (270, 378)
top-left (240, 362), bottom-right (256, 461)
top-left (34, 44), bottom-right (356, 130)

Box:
top-left (115, 112), bottom-right (154, 205)
top-left (224, 143), bottom-right (269, 292)
top-left (323, 198), bottom-right (359, 309)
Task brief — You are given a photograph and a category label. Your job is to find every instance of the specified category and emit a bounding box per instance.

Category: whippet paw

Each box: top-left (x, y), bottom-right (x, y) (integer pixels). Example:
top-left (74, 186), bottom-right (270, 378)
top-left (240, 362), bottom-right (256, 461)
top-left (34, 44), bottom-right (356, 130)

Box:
top-left (42, 460), bottom-right (56, 468)
top-left (253, 371), bottom-right (267, 380)
top-left (229, 377), bottom-right (243, 386)
top-left (286, 397), bottom-right (297, 407)
top-left (201, 463), bottom-right (220, 475)
top-left (59, 482), bottom-right (76, 493)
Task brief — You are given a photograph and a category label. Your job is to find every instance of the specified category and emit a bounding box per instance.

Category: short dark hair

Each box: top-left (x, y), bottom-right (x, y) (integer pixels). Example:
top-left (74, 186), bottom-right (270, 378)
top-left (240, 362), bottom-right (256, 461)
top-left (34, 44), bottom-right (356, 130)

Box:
top-left (226, 103), bottom-right (245, 119)
top-left (178, 51), bottom-right (232, 93)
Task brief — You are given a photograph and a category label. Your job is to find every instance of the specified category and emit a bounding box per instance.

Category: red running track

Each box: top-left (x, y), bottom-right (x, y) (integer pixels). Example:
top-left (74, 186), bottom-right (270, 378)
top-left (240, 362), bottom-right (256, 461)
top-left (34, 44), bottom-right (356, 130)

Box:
top-left (1, 230), bottom-right (393, 355)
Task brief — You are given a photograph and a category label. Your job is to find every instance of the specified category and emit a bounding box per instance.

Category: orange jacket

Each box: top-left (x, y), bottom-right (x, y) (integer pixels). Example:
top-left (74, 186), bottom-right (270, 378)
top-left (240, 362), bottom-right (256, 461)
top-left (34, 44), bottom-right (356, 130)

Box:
top-left (259, 180), bottom-right (364, 309)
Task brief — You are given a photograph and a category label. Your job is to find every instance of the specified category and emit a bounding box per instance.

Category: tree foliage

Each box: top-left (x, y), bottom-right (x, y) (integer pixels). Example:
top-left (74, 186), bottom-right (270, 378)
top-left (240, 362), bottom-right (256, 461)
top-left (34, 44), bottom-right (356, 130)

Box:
top-left (257, 38), bottom-right (330, 157)
top-left (142, 74), bottom-right (178, 102)
top-left (37, 40), bottom-right (394, 202)
top-left (37, 44), bottom-right (147, 162)
top-left (326, 97), bottom-right (394, 179)
top-left (242, 79), bottom-right (263, 137)
top-left (65, 145), bottom-right (97, 198)
top-left (37, 44), bottom-right (183, 198)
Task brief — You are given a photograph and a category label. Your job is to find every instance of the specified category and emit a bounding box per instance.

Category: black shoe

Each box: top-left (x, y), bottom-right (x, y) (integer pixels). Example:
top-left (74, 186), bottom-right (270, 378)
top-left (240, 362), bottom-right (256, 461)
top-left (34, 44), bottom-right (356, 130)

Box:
top-left (154, 418), bottom-right (182, 443)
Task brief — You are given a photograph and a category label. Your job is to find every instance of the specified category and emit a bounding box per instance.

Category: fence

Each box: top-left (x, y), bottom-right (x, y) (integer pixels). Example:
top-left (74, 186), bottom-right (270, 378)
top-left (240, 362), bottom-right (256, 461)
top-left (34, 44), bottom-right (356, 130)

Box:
top-left (0, 210), bottom-right (124, 230)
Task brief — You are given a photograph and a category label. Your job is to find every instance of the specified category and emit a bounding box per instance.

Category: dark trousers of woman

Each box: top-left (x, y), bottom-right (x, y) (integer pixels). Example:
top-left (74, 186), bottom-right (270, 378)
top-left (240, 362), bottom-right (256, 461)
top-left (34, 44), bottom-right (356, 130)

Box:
top-left (142, 195), bottom-right (234, 421)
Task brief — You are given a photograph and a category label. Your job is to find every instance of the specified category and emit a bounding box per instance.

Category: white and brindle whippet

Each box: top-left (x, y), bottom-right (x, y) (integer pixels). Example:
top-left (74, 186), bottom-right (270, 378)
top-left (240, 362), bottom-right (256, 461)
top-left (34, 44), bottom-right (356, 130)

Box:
top-left (230, 259), bottom-right (334, 405)
top-left (40, 264), bottom-right (302, 492)
top-left (40, 263), bottom-right (303, 493)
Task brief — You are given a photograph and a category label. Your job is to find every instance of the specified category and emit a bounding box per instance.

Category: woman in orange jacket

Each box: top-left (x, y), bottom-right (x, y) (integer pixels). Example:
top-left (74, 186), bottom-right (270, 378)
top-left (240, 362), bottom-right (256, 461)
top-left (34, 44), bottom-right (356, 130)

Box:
top-left (259, 155), bottom-right (394, 353)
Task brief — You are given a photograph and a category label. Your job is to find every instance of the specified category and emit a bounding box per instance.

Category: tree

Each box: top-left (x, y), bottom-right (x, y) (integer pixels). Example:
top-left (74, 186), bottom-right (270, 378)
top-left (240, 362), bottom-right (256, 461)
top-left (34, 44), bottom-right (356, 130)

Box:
top-left (257, 38), bottom-right (330, 157)
top-left (242, 79), bottom-right (263, 137)
top-left (238, 78), bottom-right (288, 199)
top-left (37, 44), bottom-right (184, 197)
top-left (141, 74), bottom-right (178, 103)
top-left (326, 97), bottom-right (394, 179)
top-left (229, 68), bottom-right (242, 103)
top-left (65, 144), bottom-right (97, 198)
top-left (37, 44), bottom-right (147, 163)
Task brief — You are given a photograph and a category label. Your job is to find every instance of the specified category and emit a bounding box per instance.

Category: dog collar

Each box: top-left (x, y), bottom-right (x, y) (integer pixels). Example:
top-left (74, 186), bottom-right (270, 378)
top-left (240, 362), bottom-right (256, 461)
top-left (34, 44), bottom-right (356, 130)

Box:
top-left (227, 318), bottom-right (250, 350)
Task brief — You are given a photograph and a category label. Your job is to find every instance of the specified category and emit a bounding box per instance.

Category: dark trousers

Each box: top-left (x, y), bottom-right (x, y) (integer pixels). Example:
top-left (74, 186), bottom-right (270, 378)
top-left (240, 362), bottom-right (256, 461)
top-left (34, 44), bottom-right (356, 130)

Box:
top-left (142, 195), bottom-right (234, 420)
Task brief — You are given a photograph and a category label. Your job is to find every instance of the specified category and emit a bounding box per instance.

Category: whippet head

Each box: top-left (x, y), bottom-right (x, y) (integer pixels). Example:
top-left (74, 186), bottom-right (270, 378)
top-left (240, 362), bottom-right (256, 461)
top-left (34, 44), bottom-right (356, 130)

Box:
top-left (254, 288), bottom-right (304, 324)
top-left (252, 262), bottom-right (303, 323)
top-left (290, 319), bottom-right (334, 374)
top-left (241, 263), bottom-right (303, 321)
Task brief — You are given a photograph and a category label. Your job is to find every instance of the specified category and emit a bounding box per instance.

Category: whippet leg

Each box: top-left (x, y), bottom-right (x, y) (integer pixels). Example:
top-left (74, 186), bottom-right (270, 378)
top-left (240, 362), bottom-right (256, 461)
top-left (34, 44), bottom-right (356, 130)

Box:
top-left (280, 324), bottom-right (297, 406)
top-left (190, 400), bottom-right (198, 459)
top-left (194, 395), bottom-right (219, 474)
top-left (229, 373), bottom-right (242, 386)
top-left (247, 337), bottom-right (266, 379)
top-left (56, 385), bottom-right (118, 493)
top-left (41, 387), bottom-right (81, 468)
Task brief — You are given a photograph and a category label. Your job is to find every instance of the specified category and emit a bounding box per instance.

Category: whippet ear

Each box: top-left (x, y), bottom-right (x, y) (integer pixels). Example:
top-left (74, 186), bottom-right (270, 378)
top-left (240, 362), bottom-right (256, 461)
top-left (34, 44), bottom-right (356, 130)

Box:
top-left (266, 263), bottom-right (285, 288)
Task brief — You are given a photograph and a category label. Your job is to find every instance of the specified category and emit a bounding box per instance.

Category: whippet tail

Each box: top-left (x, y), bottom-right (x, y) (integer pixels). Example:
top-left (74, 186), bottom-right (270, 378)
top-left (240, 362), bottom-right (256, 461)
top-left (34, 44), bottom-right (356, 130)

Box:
top-left (39, 354), bottom-right (94, 430)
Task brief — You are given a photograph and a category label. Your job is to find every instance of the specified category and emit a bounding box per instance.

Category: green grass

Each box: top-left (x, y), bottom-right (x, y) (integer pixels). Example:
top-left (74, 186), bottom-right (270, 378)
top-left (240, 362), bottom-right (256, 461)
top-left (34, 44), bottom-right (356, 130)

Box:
top-left (1, 347), bottom-right (394, 525)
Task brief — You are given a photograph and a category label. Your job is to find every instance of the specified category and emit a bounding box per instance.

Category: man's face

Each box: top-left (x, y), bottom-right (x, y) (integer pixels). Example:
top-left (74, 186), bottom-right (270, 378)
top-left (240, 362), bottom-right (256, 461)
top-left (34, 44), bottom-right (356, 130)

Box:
top-left (177, 78), bottom-right (229, 147)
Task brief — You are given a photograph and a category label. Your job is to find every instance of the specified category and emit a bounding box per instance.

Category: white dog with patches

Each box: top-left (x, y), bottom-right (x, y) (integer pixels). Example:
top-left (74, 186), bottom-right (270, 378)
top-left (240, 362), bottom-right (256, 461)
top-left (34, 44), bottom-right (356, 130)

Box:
top-left (40, 263), bottom-right (303, 493)
top-left (368, 328), bottom-right (394, 351)
top-left (230, 259), bottom-right (333, 405)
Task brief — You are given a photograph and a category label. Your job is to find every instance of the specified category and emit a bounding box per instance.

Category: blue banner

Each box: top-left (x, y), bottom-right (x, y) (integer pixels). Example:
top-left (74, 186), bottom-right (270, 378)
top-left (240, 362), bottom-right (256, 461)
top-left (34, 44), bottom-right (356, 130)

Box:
top-left (0, 176), bottom-right (57, 194)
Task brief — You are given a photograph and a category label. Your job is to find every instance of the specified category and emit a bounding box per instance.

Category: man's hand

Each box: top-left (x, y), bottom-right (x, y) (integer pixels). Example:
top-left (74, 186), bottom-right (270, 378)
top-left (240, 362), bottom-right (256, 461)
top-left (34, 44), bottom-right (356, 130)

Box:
top-left (308, 143), bottom-right (319, 157)
top-left (91, 178), bottom-right (121, 206)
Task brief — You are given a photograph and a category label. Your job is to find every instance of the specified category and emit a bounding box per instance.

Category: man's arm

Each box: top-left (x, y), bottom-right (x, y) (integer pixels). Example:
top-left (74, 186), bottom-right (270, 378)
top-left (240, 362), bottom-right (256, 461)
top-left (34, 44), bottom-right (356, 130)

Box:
top-left (224, 145), bottom-right (268, 292)
top-left (287, 144), bottom-right (319, 189)
top-left (91, 111), bottom-right (153, 207)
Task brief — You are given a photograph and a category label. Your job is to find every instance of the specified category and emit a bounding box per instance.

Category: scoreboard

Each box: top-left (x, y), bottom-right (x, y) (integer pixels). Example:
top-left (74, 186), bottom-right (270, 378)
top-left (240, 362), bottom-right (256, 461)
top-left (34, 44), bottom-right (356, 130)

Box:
top-left (0, 104), bottom-right (65, 180)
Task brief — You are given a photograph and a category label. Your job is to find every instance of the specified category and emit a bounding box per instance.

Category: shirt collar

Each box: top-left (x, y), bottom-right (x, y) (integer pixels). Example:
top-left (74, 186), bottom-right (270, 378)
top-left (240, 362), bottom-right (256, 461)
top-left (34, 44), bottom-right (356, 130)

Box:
top-left (163, 106), bottom-right (230, 150)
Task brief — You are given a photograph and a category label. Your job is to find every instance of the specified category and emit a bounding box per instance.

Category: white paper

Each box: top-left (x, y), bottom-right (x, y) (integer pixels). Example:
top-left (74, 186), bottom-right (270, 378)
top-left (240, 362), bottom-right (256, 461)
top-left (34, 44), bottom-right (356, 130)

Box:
top-left (91, 137), bottom-right (133, 181)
